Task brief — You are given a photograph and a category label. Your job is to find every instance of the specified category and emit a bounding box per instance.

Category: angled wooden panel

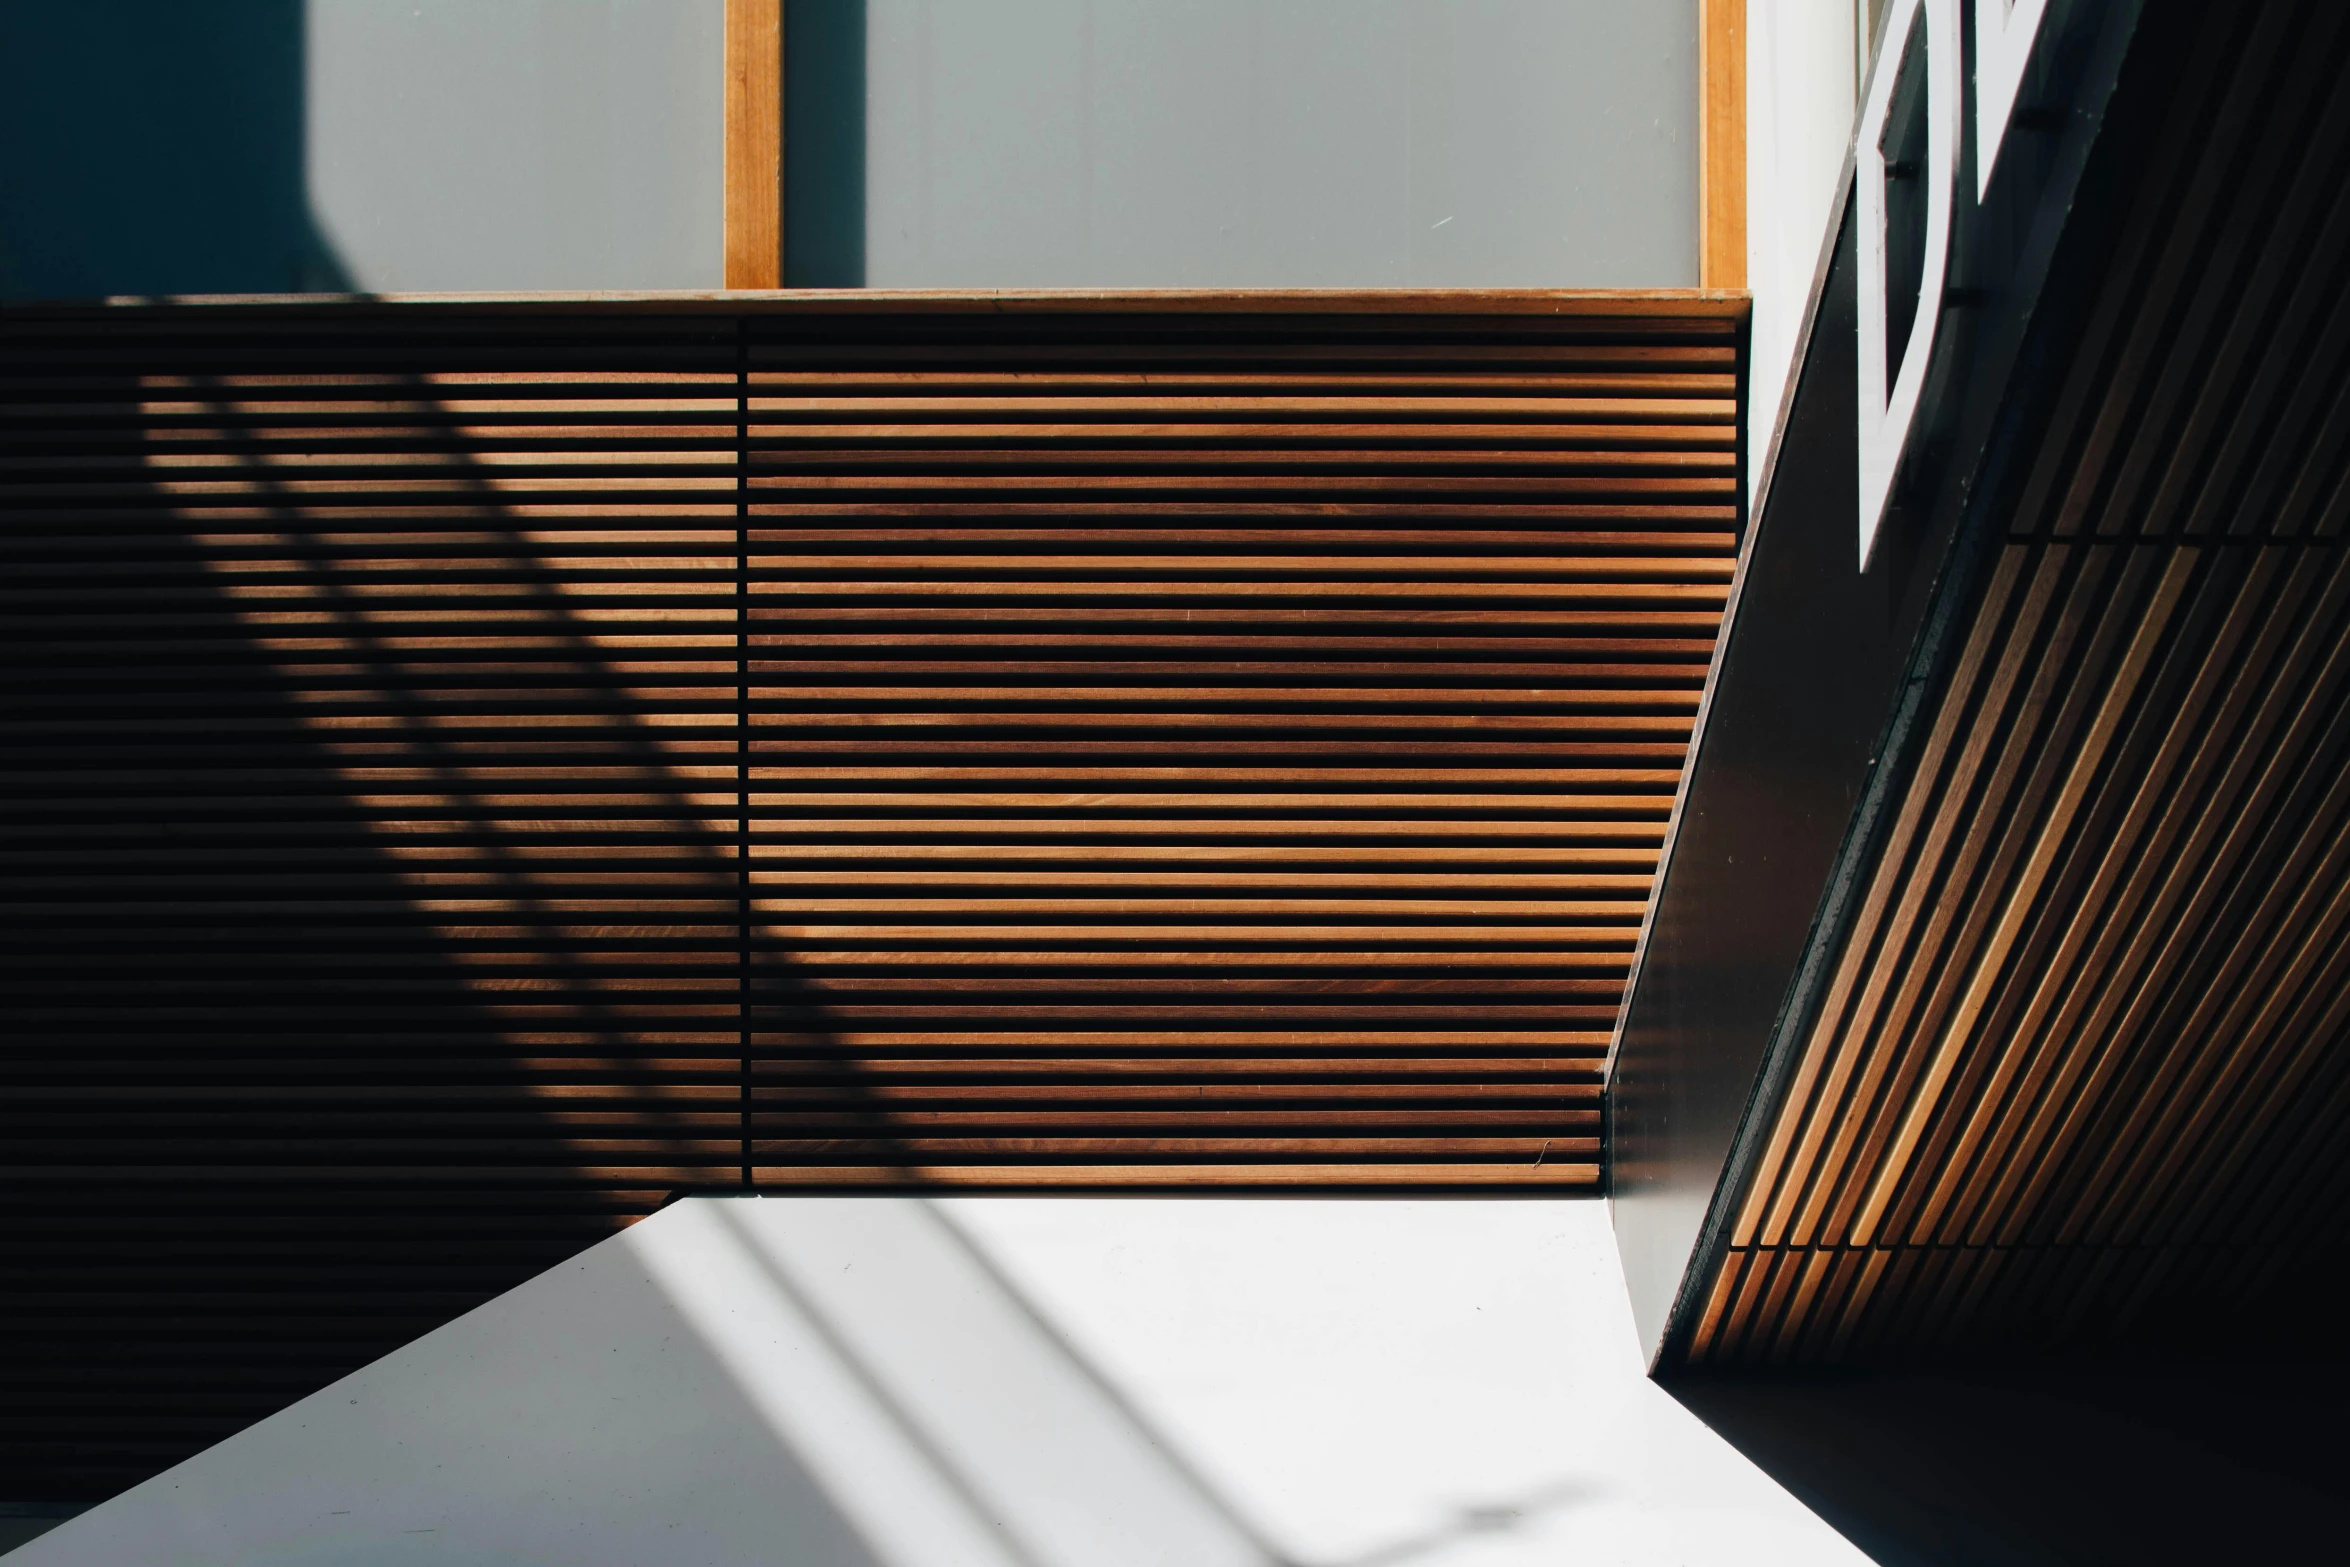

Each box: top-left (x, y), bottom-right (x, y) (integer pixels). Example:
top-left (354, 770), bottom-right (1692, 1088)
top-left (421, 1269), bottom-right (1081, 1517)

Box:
top-left (1687, 1), bottom-right (2350, 1365)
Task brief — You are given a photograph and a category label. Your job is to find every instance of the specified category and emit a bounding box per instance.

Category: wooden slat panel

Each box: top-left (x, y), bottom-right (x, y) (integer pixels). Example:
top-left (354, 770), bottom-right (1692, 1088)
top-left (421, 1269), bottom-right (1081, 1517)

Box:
top-left (1686, 2), bottom-right (2350, 1365)
top-left (730, 309), bottom-right (1730, 1189)
top-left (1, 296), bottom-right (1740, 1498)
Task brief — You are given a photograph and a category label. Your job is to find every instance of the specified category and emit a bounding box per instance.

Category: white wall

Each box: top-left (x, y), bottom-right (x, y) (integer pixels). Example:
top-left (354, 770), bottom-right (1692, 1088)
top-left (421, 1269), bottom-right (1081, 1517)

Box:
top-left (10, 1), bottom-right (1697, 295)
top-left (1746, 3), bottom-right (1859, 495)
top-left (839, 0), bottom-right (1699, 288)
top-left (10, 1198), bottom-right (1869, 1567)
top-left (305, 0), bottom-right (724, 291)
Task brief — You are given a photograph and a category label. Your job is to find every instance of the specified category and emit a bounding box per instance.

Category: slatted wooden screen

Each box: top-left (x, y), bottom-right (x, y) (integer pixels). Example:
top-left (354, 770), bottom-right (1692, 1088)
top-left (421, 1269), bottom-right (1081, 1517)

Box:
top-left (1684, 1), bottom-right (2350, 1365)
top-left (737, 302), bottom-right (1738, 1188)
top-left (2, 293), bottom-right (1739, 1495)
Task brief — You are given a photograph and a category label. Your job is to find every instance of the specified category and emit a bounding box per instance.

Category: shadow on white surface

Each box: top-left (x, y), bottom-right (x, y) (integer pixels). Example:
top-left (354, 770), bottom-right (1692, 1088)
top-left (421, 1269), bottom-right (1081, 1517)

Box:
top-left (7, 1198), bottom-right (1868, 1567)
top-left (630, 1198), bottom-right (1275, 1567)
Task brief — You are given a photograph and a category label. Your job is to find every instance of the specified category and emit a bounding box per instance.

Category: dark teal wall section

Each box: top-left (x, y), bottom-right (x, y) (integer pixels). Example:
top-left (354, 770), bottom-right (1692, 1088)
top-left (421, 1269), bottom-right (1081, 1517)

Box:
top-left (0, 0), bottom-right (347, 298)
top-left (785, 0), bottom-right (866, 287)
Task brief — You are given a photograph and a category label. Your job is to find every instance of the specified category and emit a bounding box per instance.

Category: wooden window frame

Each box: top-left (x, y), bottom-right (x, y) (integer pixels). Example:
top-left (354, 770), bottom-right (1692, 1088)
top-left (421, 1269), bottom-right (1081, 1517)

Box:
top-left (732, 5), bottom-right (1742, 294)
top-left (724, 0), bottom-right (785, 288)
top-left (1700, 0), bottom-right (1747, 291)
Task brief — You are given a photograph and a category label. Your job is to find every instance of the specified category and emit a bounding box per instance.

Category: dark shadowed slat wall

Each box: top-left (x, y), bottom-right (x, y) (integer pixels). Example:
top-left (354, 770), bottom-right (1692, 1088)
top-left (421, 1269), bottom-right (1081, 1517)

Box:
top-left (1685, 2), bottom-right (2350, 1364)
top-left (0, 293), bottom-right (1741, 1496)
top-left (1, 313), bottom-right (748, 1500)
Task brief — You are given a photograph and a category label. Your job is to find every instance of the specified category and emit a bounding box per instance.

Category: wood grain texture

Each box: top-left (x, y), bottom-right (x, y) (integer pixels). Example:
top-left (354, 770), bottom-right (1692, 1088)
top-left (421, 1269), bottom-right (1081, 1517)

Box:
top-left (1699, 0), bottom-right (1746, 291)
top-left (1682, 2), bottom-right (2350, 1367)
top-left (723, 0), bottom-right (784, 289)
top-left (0, 295), bottom-right (1741, 1498)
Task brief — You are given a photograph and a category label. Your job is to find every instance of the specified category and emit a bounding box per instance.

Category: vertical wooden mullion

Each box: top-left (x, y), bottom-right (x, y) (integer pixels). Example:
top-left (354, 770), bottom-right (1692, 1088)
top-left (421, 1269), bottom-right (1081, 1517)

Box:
top-left (725, 0), bottom-right (785, 288)
top-left (1700, 0), bottom-right (1747, 290)
top-left (737, 312), bottom-right (755, 1189)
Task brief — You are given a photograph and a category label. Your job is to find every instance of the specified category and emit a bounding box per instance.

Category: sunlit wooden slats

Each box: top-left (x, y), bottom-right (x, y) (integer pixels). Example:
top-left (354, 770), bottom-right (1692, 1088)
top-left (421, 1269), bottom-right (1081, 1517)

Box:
top-left (1685, 4), bottom-right (2350, 1365)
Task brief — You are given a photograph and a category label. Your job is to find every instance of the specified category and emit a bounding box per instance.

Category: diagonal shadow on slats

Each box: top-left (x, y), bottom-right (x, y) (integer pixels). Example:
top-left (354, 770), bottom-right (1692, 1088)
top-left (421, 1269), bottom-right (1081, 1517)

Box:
top-left (0, 331), bottom-right (898, 1502)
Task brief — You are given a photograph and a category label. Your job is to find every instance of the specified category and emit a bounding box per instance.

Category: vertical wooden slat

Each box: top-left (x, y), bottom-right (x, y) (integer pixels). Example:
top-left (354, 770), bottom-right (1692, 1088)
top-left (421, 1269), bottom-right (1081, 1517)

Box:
top-left (1699, 0), bottom-right (1747, 291)
top-left (724, 0), bottom-right (785, 289)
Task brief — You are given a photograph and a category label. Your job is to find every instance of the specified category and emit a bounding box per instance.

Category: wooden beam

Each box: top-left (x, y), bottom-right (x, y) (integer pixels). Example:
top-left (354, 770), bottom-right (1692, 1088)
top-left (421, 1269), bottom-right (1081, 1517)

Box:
top-left (1699, 0), bottom-right (1747, 291)
top-left (723, 0), bottom-right (784, 289)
